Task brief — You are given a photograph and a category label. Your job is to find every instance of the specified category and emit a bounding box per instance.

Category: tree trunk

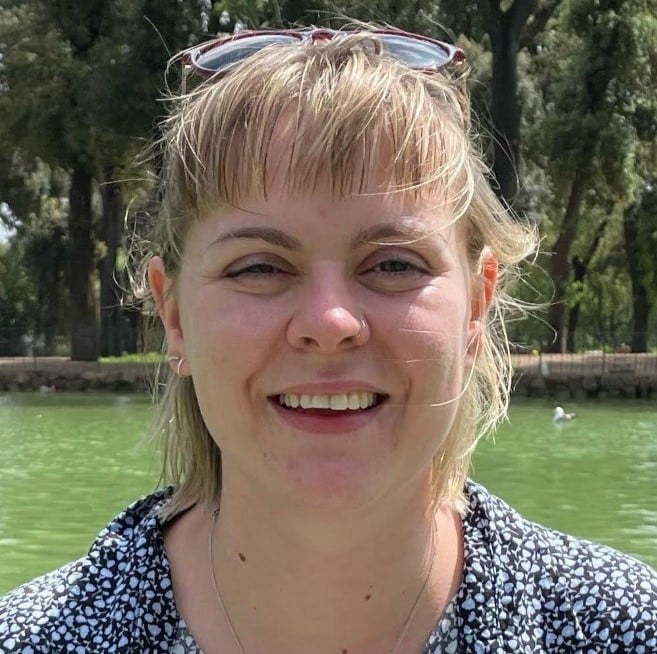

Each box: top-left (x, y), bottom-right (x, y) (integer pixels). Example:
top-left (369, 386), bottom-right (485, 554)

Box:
top-left (489, 18), bottom-right (521, 206)
top-left (565, 219), bottom-right (608, 352)
top-left (545, 170), bottom-right (586, 352)
top-left (68, 165), bottom-right (98, 361)
top-left (565, 255), bottom-right (586, 353)
top-left (41, 275), bottom-right (61, 354)
top-left (629, 289), bottom-right (649, 353)
top-left (478, 0), bottom-right (544, 208)
top-left (98, 173), bottom-right (123, 357)
top-left (623, 201), bottom-right (650, 352)
top-left (42, 221), bottom-right (67, 354)
top-left (565, 303), bottom-right (579, 353)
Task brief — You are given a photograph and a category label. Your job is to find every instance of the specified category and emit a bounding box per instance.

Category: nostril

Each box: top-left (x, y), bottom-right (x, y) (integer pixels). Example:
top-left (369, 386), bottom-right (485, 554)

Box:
top-left (288, 310), bottom-right (366, 351)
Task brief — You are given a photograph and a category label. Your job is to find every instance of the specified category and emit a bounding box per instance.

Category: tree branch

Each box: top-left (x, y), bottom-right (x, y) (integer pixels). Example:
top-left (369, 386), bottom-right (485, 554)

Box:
top-left (520, 0), bottom-right (562, 50)
top-left (584, 218), bottom-right (608, 265)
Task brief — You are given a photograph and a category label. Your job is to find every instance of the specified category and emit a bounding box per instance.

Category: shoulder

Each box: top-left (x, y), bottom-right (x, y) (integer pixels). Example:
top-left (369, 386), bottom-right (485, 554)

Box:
top-left (463, 480), bottom-right (657, 651)
top-left (0, 489), bottom-right (178, 653)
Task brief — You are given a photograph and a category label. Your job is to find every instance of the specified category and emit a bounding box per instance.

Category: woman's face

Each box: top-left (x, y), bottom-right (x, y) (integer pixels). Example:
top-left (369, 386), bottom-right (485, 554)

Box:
top-left (151, 180), bottom-right (493, 513)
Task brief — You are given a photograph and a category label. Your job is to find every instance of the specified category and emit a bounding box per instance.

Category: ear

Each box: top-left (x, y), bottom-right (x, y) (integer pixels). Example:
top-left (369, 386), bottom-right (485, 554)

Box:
top-left (467, 247), bottom-right (498, 357)
top-left (148, 256), bottom-right (186, 367)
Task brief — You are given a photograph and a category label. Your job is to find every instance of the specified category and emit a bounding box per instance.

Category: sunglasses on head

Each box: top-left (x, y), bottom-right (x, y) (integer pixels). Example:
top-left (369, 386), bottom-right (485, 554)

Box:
top-left (182, 27), bottom-right (465, 81)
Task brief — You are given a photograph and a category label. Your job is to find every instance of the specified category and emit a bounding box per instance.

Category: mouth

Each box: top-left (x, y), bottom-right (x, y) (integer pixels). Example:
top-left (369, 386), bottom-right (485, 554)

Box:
top-left (268, 391), bottom-right (389, 416)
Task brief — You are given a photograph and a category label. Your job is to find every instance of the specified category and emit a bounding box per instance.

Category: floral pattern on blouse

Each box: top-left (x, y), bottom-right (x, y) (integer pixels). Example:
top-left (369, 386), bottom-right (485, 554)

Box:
top-left (1, 480), bottom-right (656, 653)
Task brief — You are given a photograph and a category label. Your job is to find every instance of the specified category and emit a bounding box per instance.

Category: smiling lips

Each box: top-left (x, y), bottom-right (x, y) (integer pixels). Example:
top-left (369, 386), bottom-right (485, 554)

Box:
top-left (278, 391), bottom-right (383, 411)
top-left (269, 390), bottom-right (388, 433)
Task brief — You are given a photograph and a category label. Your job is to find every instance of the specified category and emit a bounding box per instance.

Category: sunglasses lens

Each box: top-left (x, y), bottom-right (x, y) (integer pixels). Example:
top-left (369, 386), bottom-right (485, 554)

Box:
top-left (195, 34), bottom-right (300, 73)
top-left (379, 35), bottom-right (453, 69)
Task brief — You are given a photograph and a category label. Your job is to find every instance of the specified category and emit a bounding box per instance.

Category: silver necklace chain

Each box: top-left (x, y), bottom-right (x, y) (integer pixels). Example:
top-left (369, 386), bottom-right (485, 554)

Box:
top-left (208, 508), bottom-right (438, 654)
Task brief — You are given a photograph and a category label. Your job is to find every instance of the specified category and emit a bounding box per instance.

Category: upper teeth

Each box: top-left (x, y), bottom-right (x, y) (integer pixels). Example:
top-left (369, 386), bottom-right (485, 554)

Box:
top-left (279, 392), bottom-right (378, 410)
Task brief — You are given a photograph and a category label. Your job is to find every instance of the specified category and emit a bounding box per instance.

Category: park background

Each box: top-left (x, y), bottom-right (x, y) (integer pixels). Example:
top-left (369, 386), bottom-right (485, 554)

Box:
top-left (0, 0), bottom-right (656, 593)
top-left (0, 0), bottom-right (656, 359)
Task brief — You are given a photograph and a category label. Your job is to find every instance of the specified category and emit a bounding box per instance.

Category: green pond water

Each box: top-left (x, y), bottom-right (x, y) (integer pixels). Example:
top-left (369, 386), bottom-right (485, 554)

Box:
top-left (0, 393), bottom-right (656, 594)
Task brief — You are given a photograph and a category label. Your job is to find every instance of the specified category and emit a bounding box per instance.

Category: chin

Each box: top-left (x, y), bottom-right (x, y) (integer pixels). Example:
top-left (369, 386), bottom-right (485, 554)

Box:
top-left (279, 456), bottom-right (387, 512)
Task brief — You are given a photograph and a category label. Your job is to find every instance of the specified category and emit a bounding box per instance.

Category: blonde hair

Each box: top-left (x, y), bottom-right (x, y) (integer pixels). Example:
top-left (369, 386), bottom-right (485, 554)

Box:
top-left (137, 30), bottom-right (538, 518)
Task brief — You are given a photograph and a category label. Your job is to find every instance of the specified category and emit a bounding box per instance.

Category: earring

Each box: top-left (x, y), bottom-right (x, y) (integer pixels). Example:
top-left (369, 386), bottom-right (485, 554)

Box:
top-left (358, 318), bottom-right (368, 339)
top-left (167, 355), bottom-right (186, 378)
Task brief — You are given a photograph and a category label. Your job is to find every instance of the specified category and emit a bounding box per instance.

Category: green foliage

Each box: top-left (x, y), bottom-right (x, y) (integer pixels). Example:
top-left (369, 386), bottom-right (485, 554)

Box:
top-left (518, 0), bottom-right (657, 348)
top-left (99, 351), bottom-right (163, 363)
top-left (0, 0), bottom-right (654, 353)
top-left (535, 0), bottom-right (657, 201)
top-left (0, 1), bottom-right (205, 359)
top-left (0, 159), bottom-right (70, 337)
top-left (212, 0), bottom-right (443, 32)
top-left (629, 181), bottom-right (657, 300)
top-left (0, 241), bottom-right (37, 332)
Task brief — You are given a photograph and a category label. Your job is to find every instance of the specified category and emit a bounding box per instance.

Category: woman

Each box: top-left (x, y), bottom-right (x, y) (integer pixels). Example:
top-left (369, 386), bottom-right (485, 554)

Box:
top-left (1, 27), bottom-right (656, 654)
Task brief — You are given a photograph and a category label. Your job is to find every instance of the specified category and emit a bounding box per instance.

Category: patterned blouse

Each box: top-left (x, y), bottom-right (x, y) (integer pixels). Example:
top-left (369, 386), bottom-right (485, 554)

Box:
top-left (1, 480), bottom-right (656, 653)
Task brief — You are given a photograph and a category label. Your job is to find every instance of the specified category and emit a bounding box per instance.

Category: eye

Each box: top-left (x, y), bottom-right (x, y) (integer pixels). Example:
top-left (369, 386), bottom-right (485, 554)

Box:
top-left (370, 258), bottom-right (426, 275)
top-left (221, 252), bottom-right (297, 281)
top-left (225, 262), bottom-right (289, 278)
top-left (358, 248), bottom-right (433, 292)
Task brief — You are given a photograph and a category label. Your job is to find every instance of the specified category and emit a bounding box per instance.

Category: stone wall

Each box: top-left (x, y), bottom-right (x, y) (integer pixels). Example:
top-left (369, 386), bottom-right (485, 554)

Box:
top-left (511, 353), bottom-right (657, 400)
top-left (512, 371), bottom-right (657, 400)
top-left (0, 361), bottom-right (164, 393)
top-left (1, 357), bottom-right (656, 399)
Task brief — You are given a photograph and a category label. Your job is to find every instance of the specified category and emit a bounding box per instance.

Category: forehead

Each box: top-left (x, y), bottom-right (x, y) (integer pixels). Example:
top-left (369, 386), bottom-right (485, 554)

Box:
top-left (198, 187), bottom-right (465, 258)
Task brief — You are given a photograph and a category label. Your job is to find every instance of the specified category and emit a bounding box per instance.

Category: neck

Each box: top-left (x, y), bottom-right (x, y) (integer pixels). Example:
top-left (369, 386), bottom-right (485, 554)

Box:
top-left (207, 470), bottom-right (462, 654)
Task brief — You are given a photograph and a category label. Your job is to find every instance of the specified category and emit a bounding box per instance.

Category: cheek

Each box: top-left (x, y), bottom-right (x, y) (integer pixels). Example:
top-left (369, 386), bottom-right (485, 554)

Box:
top-left (180, 295), bottom-right (287, 444)
top-left (376, 288), bottom-right (469, 398)
top-left (374, 284), bottom-right (470, 353)
top-left (181, 289), bottom-right (286, 392)
top-left (185, 286), bottom-right (280, 343)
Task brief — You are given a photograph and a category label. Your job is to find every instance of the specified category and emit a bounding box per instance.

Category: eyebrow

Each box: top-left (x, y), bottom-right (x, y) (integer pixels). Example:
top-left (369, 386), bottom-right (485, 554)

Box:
top-left (208, 227), bottom-right (303, 251)
top-left (207, 220), bottom-right (442, 252)
top-left (351, 221), bottom-right (441, 248)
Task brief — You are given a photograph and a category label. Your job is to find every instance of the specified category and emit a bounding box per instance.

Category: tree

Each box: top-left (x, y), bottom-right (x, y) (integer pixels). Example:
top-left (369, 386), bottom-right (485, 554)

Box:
top-left (623, 180), bottom-right (657, 352)
top-left (0, 241), bottom-right (38, 354)
top-left (475, 0), bottom-right (562, 206)
top-left (0, 156), bottom-right (69, 350)
top-left (212, 0), bottom-right (442, 32)
top-left (83, 0), bottom-right (205, 355)
top-left (565, 217), bottom-right (608, 352)
top-left (536, 0), bottom-right (657, 351)
top-left (430, 0), bottom-right (561, 208)
top-left (0, 0), bottom-right (204, 359)
top-left (0, 1), bottom-right (109, 360)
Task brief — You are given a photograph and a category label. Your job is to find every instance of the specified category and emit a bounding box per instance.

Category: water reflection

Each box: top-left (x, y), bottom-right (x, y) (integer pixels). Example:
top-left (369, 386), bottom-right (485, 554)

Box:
top-left (473, 399), bottom-right (657, 568)
top-left (0, 393), bottom-right (157, 593)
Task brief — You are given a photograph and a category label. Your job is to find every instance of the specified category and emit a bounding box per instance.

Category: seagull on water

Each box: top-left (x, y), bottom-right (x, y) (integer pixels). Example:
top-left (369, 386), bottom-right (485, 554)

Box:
top-left (553, 406), bottom-right (576, 422)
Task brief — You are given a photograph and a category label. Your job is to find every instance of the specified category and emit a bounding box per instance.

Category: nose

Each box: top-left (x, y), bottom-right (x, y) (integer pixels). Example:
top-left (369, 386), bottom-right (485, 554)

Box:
top-left (287, 268), bottom-right (369, 353)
